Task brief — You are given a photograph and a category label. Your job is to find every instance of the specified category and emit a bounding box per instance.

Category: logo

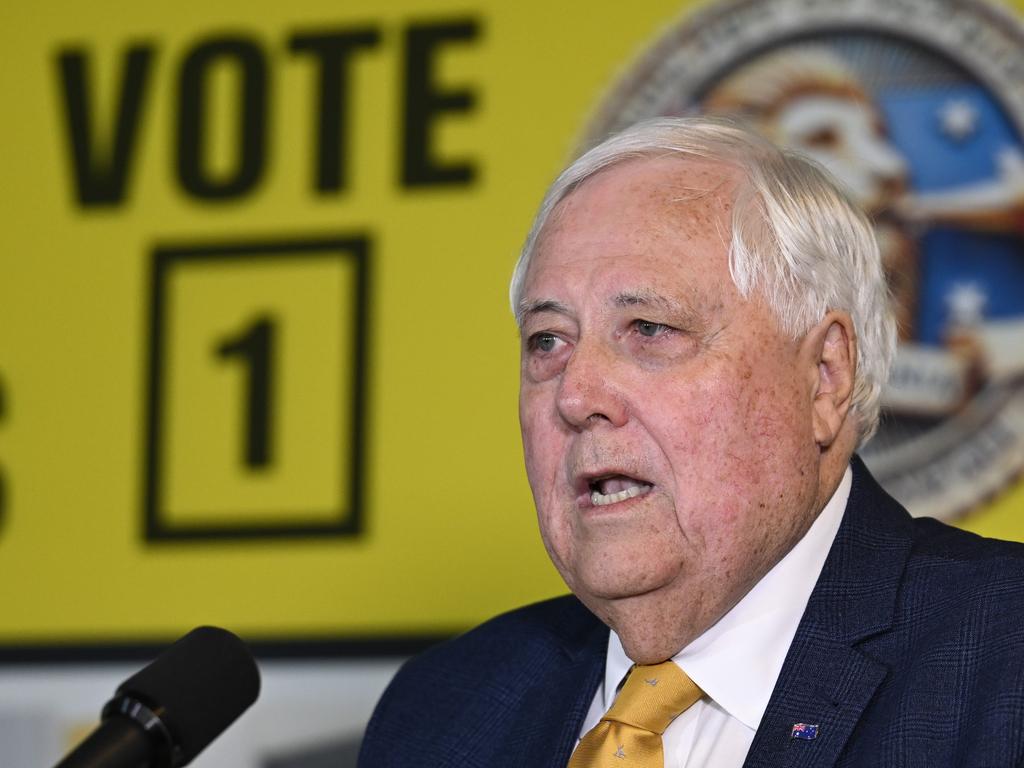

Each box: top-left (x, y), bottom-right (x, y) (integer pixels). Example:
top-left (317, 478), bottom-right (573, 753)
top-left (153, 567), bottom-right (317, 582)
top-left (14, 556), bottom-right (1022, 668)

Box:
top-left (585, 0), bottom-right (1024, 521)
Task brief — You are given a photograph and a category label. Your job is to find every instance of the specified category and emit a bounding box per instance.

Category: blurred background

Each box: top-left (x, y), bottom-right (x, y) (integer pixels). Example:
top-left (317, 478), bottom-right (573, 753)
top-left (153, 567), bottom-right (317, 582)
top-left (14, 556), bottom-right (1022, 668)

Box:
top-left (3, 0), bottom-right (1024, 764)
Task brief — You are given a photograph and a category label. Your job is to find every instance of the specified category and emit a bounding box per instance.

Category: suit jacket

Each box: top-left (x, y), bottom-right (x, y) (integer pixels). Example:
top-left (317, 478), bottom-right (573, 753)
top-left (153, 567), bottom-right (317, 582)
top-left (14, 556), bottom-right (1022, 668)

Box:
top-left (359, 458), bottom-right (1024, 766)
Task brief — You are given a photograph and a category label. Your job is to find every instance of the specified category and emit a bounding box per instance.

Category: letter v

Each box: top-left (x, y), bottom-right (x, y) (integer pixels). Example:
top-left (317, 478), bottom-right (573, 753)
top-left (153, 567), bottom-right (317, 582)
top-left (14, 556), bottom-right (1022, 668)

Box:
top-left (56, 44), bottom-right (155, 206)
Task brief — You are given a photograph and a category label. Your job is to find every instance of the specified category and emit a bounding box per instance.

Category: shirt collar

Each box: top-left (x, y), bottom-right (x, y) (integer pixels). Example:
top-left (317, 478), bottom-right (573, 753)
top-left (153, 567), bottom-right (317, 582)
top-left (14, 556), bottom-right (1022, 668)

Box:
top-left (602, 466), bottom-right (852, 729)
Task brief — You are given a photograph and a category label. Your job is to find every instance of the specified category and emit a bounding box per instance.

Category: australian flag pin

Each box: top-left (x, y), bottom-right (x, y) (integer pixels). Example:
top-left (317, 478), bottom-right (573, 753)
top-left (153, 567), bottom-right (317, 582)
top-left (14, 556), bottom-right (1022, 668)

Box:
top-left (791, 723), bottom-right (819, 741)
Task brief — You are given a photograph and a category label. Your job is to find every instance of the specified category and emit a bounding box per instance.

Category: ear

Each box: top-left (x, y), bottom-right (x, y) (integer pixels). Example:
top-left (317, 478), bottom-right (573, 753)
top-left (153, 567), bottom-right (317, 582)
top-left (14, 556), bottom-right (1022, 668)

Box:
top-left (800, 311), bottom-right (857, 448)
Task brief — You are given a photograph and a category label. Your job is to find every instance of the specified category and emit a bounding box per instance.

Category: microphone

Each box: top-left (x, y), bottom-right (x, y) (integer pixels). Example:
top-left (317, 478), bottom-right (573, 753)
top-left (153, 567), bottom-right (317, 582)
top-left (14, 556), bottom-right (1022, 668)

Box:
top-left (54, 626), bottom-right (261, 768)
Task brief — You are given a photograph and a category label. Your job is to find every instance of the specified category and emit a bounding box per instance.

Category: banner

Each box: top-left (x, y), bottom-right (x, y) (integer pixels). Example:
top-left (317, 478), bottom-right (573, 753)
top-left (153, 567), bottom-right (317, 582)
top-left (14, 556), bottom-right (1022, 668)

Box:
top-left (2, 0), bottom-right (1023, 651)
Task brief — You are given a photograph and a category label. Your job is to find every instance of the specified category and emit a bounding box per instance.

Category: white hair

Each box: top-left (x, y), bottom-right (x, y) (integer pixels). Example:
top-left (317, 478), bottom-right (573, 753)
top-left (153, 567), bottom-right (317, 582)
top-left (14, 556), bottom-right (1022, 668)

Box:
top-left (510, 116), bottom-right (896, 445)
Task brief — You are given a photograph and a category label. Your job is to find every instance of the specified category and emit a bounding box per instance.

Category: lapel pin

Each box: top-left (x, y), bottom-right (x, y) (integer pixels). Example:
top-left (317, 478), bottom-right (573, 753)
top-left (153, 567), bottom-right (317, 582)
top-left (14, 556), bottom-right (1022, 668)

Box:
top-left (791, 723), bottom-right (819, 741)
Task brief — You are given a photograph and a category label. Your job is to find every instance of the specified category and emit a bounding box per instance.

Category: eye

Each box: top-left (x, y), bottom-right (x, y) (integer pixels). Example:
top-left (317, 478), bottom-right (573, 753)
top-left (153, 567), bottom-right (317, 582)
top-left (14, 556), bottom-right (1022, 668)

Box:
top-left (529, 332), bottom-right (562, 352)
top-left (633, 320), bottom-right (670, 338)
top-left (523, 330), bottom-right (571, 382)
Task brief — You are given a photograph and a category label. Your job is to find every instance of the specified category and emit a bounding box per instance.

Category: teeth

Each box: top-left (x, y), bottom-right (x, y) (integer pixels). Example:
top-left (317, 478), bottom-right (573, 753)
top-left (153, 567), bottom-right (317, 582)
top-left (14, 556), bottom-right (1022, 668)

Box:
top-left (591, 482), bottom-right (652, 507)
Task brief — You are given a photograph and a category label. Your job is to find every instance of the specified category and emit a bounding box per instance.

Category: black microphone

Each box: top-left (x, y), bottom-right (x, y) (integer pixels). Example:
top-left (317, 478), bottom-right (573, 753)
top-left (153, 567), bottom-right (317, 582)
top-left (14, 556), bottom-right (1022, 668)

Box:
top-left (54, 626), bottom-right (261, 768)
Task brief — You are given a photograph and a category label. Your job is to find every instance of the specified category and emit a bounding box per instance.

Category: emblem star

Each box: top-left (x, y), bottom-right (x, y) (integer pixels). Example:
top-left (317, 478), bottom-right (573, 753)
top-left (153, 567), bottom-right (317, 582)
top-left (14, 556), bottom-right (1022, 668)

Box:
top-left (946, 282), bottom-right (987, 327)
top-left (613, 745), bottom-right (626, 759)
top-left (644, 678), bottom-right (658, 686)
top-left (940, 99), bottom-right (978, 142)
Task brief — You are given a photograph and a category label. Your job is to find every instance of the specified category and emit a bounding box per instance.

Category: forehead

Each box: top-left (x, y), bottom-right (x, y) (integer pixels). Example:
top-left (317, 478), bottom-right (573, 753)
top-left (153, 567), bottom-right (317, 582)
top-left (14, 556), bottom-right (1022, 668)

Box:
top-left (523, 156), bottom-right (742, 308)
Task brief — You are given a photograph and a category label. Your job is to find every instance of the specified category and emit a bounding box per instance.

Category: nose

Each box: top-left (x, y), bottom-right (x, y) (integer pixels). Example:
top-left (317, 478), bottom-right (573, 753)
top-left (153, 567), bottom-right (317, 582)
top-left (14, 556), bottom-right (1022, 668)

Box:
top-left (555, 340), bottom-right (629, 430)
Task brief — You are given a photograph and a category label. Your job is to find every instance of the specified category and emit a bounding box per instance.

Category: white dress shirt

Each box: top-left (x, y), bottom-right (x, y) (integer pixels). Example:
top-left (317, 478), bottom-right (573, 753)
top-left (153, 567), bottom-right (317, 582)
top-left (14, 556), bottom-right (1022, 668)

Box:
top-left (576, 467), bottom-right (852, 767)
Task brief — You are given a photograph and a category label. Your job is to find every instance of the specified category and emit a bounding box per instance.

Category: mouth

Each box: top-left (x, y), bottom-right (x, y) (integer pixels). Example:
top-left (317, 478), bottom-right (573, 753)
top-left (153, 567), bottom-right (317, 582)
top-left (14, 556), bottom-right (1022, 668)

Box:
top-left (586, 474), bottom-right (654, 507)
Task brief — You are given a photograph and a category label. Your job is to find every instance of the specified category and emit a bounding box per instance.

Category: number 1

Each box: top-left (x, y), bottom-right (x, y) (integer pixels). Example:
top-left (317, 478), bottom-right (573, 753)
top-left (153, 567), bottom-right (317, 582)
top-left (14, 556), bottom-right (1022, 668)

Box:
top-left (215, 315), bottom-right (275, 469)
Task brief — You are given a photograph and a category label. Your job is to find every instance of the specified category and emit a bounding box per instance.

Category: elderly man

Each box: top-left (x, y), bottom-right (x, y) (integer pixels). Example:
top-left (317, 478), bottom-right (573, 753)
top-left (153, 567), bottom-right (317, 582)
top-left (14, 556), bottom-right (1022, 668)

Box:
top-left (359, 118), bottom-right (1024, 767)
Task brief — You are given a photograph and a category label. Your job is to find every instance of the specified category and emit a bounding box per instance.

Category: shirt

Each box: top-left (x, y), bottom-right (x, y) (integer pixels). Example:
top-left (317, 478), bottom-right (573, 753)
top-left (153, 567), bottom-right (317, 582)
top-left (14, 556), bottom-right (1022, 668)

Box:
top-left (576, 467), bottom-right (852, 766)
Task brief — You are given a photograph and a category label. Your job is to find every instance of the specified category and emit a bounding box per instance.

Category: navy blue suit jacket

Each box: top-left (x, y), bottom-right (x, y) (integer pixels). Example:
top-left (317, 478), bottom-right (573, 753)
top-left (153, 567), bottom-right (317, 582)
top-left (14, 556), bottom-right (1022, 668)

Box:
top-left (360, 458), bottom-right (1024, 766)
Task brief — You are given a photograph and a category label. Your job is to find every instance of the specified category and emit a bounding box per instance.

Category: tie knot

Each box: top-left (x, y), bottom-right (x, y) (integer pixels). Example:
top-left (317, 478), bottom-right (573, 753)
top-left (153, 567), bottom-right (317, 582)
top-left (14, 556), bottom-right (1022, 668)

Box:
top-left (603, 661), bottom-right (703, 735)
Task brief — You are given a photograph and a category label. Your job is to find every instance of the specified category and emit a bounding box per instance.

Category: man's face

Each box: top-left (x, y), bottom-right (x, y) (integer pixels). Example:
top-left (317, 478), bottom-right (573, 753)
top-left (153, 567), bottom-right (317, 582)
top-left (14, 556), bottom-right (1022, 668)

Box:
top-left (518, 157), bottom-right (824, 658)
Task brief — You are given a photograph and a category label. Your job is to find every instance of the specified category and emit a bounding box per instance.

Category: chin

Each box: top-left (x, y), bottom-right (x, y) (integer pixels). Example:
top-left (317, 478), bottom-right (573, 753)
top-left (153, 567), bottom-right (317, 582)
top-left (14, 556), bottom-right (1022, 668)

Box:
top-left (574, 574), bottom-right (679, 632)
top-left (583, 580), bottom-right (661, 602)
top-left (577, 563), bottom-right (679, 603)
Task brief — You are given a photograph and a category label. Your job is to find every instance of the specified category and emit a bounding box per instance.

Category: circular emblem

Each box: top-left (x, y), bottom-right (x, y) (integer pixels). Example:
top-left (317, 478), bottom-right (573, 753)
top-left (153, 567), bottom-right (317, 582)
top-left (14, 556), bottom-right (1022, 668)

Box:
top-left (585, 0), bottom-right (1024, 521)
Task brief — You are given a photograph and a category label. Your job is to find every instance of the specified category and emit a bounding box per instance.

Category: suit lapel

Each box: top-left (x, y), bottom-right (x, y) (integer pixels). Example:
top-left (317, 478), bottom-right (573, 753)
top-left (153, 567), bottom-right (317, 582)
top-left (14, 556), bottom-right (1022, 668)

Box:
top-left (496, 598), bottom-right (608, 768)
top-left (744, 457), bottom-right (913, 768)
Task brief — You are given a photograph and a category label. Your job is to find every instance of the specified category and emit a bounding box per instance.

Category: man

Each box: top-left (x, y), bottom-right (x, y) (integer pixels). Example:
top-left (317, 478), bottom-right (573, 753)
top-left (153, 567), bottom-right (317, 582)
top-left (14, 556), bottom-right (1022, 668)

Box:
top-left (359, 118), bottom-right (1024, 766)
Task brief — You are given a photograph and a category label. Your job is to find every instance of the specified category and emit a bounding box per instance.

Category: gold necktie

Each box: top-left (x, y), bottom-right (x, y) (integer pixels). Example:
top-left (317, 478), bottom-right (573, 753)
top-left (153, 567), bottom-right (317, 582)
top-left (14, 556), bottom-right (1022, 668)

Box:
top-left (568, 661), bottom-right (703, 767)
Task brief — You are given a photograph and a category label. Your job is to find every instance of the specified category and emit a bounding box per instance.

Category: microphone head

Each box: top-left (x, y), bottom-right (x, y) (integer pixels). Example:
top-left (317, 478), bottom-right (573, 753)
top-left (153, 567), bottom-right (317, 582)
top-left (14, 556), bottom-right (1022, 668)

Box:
top-left (112, 626), bottom-right (261, 766)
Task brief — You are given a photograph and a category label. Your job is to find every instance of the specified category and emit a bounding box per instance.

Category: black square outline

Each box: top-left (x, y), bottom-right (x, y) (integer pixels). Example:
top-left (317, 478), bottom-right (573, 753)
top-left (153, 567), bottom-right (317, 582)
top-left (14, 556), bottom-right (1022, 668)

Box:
top-left (144, 235), bottom-right (370, 541)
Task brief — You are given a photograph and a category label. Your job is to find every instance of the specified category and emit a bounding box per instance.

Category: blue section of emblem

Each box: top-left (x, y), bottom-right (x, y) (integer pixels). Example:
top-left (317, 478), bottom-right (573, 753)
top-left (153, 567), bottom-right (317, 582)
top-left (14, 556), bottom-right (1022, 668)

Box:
top-left (875, 84), bottom-right (1024, 345)
top-left (878, 85), bottom-right (1017, 189)
top-left (918, 231), bottom-right (1024, 344)
top-left (791, 723), bottom-right (819, 740)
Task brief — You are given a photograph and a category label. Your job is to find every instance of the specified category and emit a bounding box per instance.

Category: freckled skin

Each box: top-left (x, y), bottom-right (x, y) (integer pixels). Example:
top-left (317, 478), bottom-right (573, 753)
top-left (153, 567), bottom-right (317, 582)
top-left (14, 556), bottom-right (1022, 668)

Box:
top-left (519, 157), bottom-right (854, 664)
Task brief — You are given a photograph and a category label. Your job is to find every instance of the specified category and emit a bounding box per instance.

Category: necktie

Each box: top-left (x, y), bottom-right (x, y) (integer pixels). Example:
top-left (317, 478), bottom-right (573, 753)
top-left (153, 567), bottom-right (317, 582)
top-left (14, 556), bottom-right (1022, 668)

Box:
top-left (568, 661), bottom-right (703, 767)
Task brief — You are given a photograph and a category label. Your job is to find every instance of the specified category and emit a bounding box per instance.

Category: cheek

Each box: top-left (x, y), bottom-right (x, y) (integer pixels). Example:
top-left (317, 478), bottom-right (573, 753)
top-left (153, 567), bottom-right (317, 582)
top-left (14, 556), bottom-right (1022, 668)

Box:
top-left (519, 396), bottom-right (572, 543)
top-left (519, 386), bottom-right (546, 457)
top-left (520, 400), bottom-right (558, 489)
top-left (657, 363), bottom-right (811, 511)
top-left (658, 373), bottom-right (753, 473)
top-left (720, 352), bottom-right (811, 441)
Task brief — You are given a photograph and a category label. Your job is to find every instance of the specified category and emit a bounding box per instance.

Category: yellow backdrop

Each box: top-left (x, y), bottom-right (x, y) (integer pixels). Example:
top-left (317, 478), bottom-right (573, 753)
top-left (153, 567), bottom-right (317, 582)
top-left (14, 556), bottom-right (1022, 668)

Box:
top-left (2, 0), bottom-right (1023, 647)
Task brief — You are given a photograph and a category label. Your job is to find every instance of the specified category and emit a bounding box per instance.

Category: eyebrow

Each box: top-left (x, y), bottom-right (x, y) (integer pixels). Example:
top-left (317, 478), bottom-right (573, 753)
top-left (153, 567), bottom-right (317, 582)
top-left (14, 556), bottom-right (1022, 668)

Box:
top-left (613, 290), bottom-right (681, 311)
top-left (516, 290), bottom-right (695, 327)
top-left (617, 289), bottom-right (708, 335)
top-left (516, 298), bottom-right (572, 326)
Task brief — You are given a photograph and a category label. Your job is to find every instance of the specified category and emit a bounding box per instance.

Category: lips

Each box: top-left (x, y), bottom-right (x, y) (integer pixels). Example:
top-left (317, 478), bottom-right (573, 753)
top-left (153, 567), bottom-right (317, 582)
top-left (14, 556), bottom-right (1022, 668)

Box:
top-left (587, 474), bottom-right (654, 507)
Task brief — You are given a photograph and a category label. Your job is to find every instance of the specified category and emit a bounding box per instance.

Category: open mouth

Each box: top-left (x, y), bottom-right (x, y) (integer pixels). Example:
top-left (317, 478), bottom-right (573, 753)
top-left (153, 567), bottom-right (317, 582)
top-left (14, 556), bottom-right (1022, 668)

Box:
top-left (589, 475), bottom-right (653, 507)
